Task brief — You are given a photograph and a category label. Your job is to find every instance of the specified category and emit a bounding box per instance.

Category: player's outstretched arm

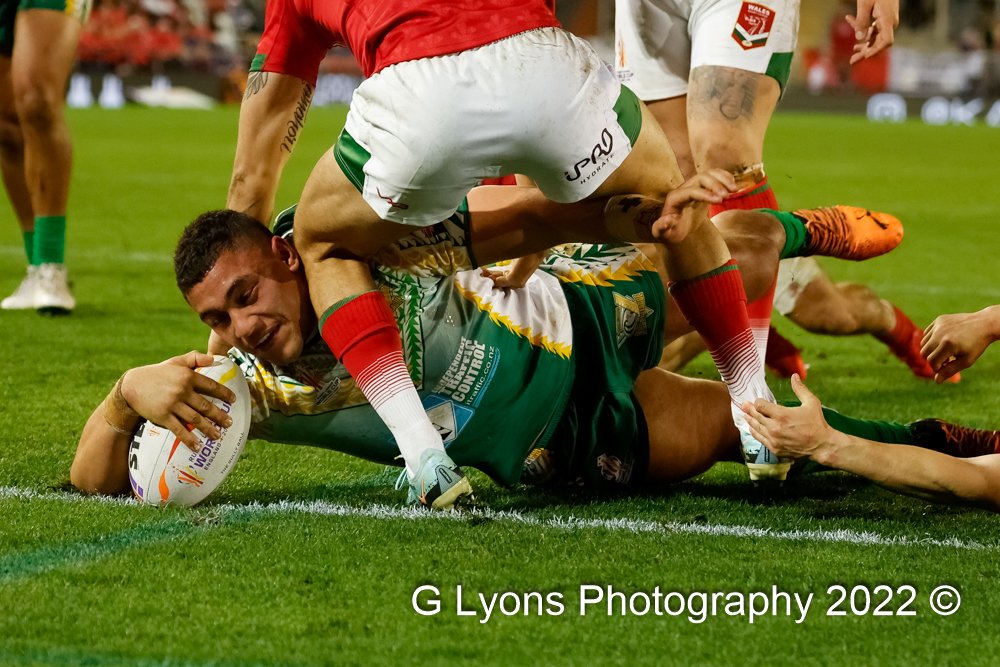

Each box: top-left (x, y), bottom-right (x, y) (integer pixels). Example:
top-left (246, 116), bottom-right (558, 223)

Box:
top-left (847, 0), bottom-right (899, 64)
top-left (227, 71), bottom-right (314, 223)
top-left (741, 375), bottom-right (1000, 511)
top-left (921, 306), bottom-right (1000, 383)
top-left (71, 352), bottom-right (236, 495)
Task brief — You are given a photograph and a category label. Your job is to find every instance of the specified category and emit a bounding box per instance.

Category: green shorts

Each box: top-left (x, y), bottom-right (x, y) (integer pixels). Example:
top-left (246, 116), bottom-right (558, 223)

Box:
top-left (0, 0), bottom-right (91, 56)
top-left (525, 245), bottom-right (665, 491)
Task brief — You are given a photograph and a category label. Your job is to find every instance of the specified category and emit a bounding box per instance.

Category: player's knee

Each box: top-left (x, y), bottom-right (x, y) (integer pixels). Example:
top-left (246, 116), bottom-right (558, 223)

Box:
top-left (14, 86), bottom-right (60, 132)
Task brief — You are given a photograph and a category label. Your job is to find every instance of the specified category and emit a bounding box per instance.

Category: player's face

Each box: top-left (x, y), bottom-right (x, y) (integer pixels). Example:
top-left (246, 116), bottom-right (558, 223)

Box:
top-left (185, 238), bottom-right (314, 365)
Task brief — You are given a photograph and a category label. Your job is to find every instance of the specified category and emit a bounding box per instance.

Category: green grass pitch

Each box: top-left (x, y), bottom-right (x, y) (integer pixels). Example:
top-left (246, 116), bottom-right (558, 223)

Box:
top-left (1, 107), bottom-right (999, 666)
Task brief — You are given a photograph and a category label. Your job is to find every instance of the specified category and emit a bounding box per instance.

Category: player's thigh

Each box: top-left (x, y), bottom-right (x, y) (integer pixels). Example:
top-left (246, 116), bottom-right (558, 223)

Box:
top-left (590, 101), bottom-right (682, 201)
top-left (635, 368), bottom-right (739, 483)
top-left (11, 6), bottom-right (83, 99)
top-left (685, 0), bottom-right (799, 169)
top-left (296, 149), bottom-right (415, 259)
top-left (647, 96), bottom-right (695, 179)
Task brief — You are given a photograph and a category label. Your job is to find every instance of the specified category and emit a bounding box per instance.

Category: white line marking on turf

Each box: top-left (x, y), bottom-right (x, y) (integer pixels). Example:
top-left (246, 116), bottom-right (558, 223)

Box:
top-left (0, 245), bottom-right (170, 264)
top-left (4, 486), bottom-right (994, 551)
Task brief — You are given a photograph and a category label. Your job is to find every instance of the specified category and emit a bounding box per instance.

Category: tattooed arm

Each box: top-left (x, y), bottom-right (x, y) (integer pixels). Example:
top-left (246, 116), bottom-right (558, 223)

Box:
top-left (227, 71), bottom-right (315, 223)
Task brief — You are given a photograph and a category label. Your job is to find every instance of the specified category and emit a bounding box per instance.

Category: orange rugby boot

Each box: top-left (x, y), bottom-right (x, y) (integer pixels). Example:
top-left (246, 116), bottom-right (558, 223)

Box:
top-left (793, 205), bottom-right (903, 261)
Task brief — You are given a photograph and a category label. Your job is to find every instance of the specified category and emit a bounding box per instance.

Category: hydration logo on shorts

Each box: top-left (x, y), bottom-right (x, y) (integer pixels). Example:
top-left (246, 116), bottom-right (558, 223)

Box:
top-left (564, 128), bottom-right (614, 184)
top-left (614, 291), bottom-right (654, 348)
top-left (732, 2), bottom-right (776, 50)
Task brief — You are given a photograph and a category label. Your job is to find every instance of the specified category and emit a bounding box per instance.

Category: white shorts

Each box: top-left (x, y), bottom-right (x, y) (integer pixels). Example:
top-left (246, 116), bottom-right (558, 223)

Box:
top-left (336, 27), bottom-right (642, 226)
top-left (614, 0), bottom-right (800, 101)
top-left (773, 256), bottom-right (822, 316)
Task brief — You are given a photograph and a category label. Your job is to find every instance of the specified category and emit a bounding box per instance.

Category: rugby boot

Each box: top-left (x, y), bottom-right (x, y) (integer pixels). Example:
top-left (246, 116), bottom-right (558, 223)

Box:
top-left (1, 266), bottom-right (38, 310)
top-left (794, 206), bottom-right (903, 261)
top-left (35, 263), bottom-right (75, 315)
top-left (910, 419), bottom-right (1000, 458)
top-left (764, 326), bottom-right (808, 379)
top-left (734, 405), bottom-right (793, 482)
top-left (877, 306), bottom-right (960, 383)
top-left (396, 449), bottom-right (474, 510)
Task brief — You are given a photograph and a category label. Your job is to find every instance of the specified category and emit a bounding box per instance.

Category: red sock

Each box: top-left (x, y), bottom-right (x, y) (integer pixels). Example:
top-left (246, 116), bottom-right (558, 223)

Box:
top-left (320, 291), bottom-right (444, 472)
top-left (710, 175), bottom-right (780, 361)
top-left (669, 261), bottom-right (771, 403)
top-left (709, 175), bottom-right (778, 217)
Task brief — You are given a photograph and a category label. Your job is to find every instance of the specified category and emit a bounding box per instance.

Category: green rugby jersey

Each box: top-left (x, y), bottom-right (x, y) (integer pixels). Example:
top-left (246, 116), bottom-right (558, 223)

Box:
top-left (230, 206), bottom-right (663, 486)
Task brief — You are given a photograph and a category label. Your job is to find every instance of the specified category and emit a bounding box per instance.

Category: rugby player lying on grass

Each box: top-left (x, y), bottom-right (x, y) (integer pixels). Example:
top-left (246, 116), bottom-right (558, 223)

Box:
top-left (740, 306), bottom-right (1000, 511)
top-left (73, 183), bottom-right (975, 505)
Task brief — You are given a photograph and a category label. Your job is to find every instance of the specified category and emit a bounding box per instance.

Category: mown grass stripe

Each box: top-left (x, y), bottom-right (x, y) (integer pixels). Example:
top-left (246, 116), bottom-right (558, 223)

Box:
top-left (0, 518), bottom-right (195, 584)
top-left (4, 487), bottom-right (995, 552)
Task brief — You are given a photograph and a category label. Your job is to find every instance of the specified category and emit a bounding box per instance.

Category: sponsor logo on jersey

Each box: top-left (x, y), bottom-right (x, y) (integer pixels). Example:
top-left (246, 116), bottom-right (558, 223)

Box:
top-left (732, 1), bottom-right (775, 50)
top-left (434, 336), bottom-right (498, 406)
top-left (423, 395), bottom-right (474, 446)
top-left (564, 128), bottom-right (614, 184)
top-left (596, 453), bottom-right (634, 484)
top-left (613, 291), bottom-right (653, 348)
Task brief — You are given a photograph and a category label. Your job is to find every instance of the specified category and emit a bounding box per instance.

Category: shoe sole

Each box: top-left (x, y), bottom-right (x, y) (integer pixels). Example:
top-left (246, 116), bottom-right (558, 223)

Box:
top-left (746, 461), bottom-right (792, 482)
top-left (430, 477), bottom-right (474, 510)
top-left (37, 305), bottom-right (73, 316)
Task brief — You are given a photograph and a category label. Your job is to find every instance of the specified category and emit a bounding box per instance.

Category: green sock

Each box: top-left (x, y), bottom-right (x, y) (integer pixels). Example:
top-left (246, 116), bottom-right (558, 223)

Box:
top-left (760, 209), bottom-right (809, 259)
top-left (22, 230), bottom-right (34, 265)
top-left (779, 400), bottom-right (913, 443)
top-left (33, 215), bottom-right (66, 265)
top-left (821, 406), bottom-right (913, 444)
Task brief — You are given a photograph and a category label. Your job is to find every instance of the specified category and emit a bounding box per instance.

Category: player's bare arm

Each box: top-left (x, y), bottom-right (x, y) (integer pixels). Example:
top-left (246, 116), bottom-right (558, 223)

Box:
top-left (921, 305), bottom-right (1000, 383)
top-left (227, 71), bottom-right (314, 223)
top-left (847, 0), bottom-right (899, 64)
top-left (71, 352), bottom-right (236, 495)
top-left (741, 374), bottom-right (1000, 512)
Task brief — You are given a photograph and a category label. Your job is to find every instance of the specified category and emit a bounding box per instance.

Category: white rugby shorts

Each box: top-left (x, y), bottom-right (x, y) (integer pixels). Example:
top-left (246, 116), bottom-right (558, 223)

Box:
top-left (773, 256), bottom-right (822, 316)
top-left (334, 27), bottom-right (642, 226)
top-left (614, 0), bottom-right (800, 101)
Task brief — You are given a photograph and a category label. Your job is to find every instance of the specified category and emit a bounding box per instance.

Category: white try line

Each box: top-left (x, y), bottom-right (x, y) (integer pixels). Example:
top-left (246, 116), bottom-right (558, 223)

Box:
top-left (0, 245), bottom-right (170, 265)
top-left (3, 486), bottom-right (994, 551)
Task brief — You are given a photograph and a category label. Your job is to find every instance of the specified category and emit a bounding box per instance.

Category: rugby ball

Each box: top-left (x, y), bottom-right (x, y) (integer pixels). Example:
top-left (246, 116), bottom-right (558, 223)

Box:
top-left (127, 355), bottom-right (251, 507)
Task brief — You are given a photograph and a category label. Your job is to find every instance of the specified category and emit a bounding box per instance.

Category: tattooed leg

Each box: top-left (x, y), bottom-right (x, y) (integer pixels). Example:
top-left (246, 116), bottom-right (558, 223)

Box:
top-left (685, 65), bottom-right (779, 174)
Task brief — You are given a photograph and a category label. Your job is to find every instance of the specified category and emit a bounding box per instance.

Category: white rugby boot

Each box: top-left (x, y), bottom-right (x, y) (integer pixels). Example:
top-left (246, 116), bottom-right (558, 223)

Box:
top-left (1, 266), bottom-right (39, 310)
top-left (35, 263), bottom-right (75, 315)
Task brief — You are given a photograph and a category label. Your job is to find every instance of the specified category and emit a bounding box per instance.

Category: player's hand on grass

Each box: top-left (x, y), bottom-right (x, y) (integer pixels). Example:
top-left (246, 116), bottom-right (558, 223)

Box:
top-left (653, 169), bottom-right (737, 243)
top-left (120, 351), bottom-right (236, 451)
top-left (921, 306), bottom-right (1000, 383)
top-left (741, 374), bottom-right (842, 461)
top-left (847, 0), bottom-right (898, 64)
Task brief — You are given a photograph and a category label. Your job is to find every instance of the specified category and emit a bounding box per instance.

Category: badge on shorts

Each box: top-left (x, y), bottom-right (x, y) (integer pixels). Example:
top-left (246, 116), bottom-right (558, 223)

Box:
top-left (732, 1), bottom-right (776, 50)
top-left (614, 291), bottom-right (653, 348)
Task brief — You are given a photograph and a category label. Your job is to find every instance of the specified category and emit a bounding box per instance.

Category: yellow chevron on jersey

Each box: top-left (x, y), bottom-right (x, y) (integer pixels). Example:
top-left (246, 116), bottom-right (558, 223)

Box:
top-left (542, 243), bottom-right (655, 287)
top-left (373, 243), bottom-right (473, 278)
top-left (453, 269), bottom-right (573, 359)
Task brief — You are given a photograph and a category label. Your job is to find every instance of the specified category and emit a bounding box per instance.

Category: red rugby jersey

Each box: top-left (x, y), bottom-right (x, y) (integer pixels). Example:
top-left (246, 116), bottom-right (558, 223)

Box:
top-left (253, 0), bottom-right (560, 84)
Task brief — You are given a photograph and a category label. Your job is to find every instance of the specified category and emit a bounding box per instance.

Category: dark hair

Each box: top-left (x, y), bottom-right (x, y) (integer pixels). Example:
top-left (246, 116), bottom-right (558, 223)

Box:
top-left (174, 209), bottom-right (274, 294)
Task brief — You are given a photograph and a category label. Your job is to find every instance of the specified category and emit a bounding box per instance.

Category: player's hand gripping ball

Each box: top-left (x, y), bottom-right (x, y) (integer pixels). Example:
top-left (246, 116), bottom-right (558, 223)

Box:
top-left (127, 356), bottom-right (251, 507)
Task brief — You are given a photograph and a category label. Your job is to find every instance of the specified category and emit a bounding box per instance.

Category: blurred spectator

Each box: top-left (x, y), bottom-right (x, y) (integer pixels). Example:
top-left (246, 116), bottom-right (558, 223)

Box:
top-left (77, 0), bottom-right (255, 76)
